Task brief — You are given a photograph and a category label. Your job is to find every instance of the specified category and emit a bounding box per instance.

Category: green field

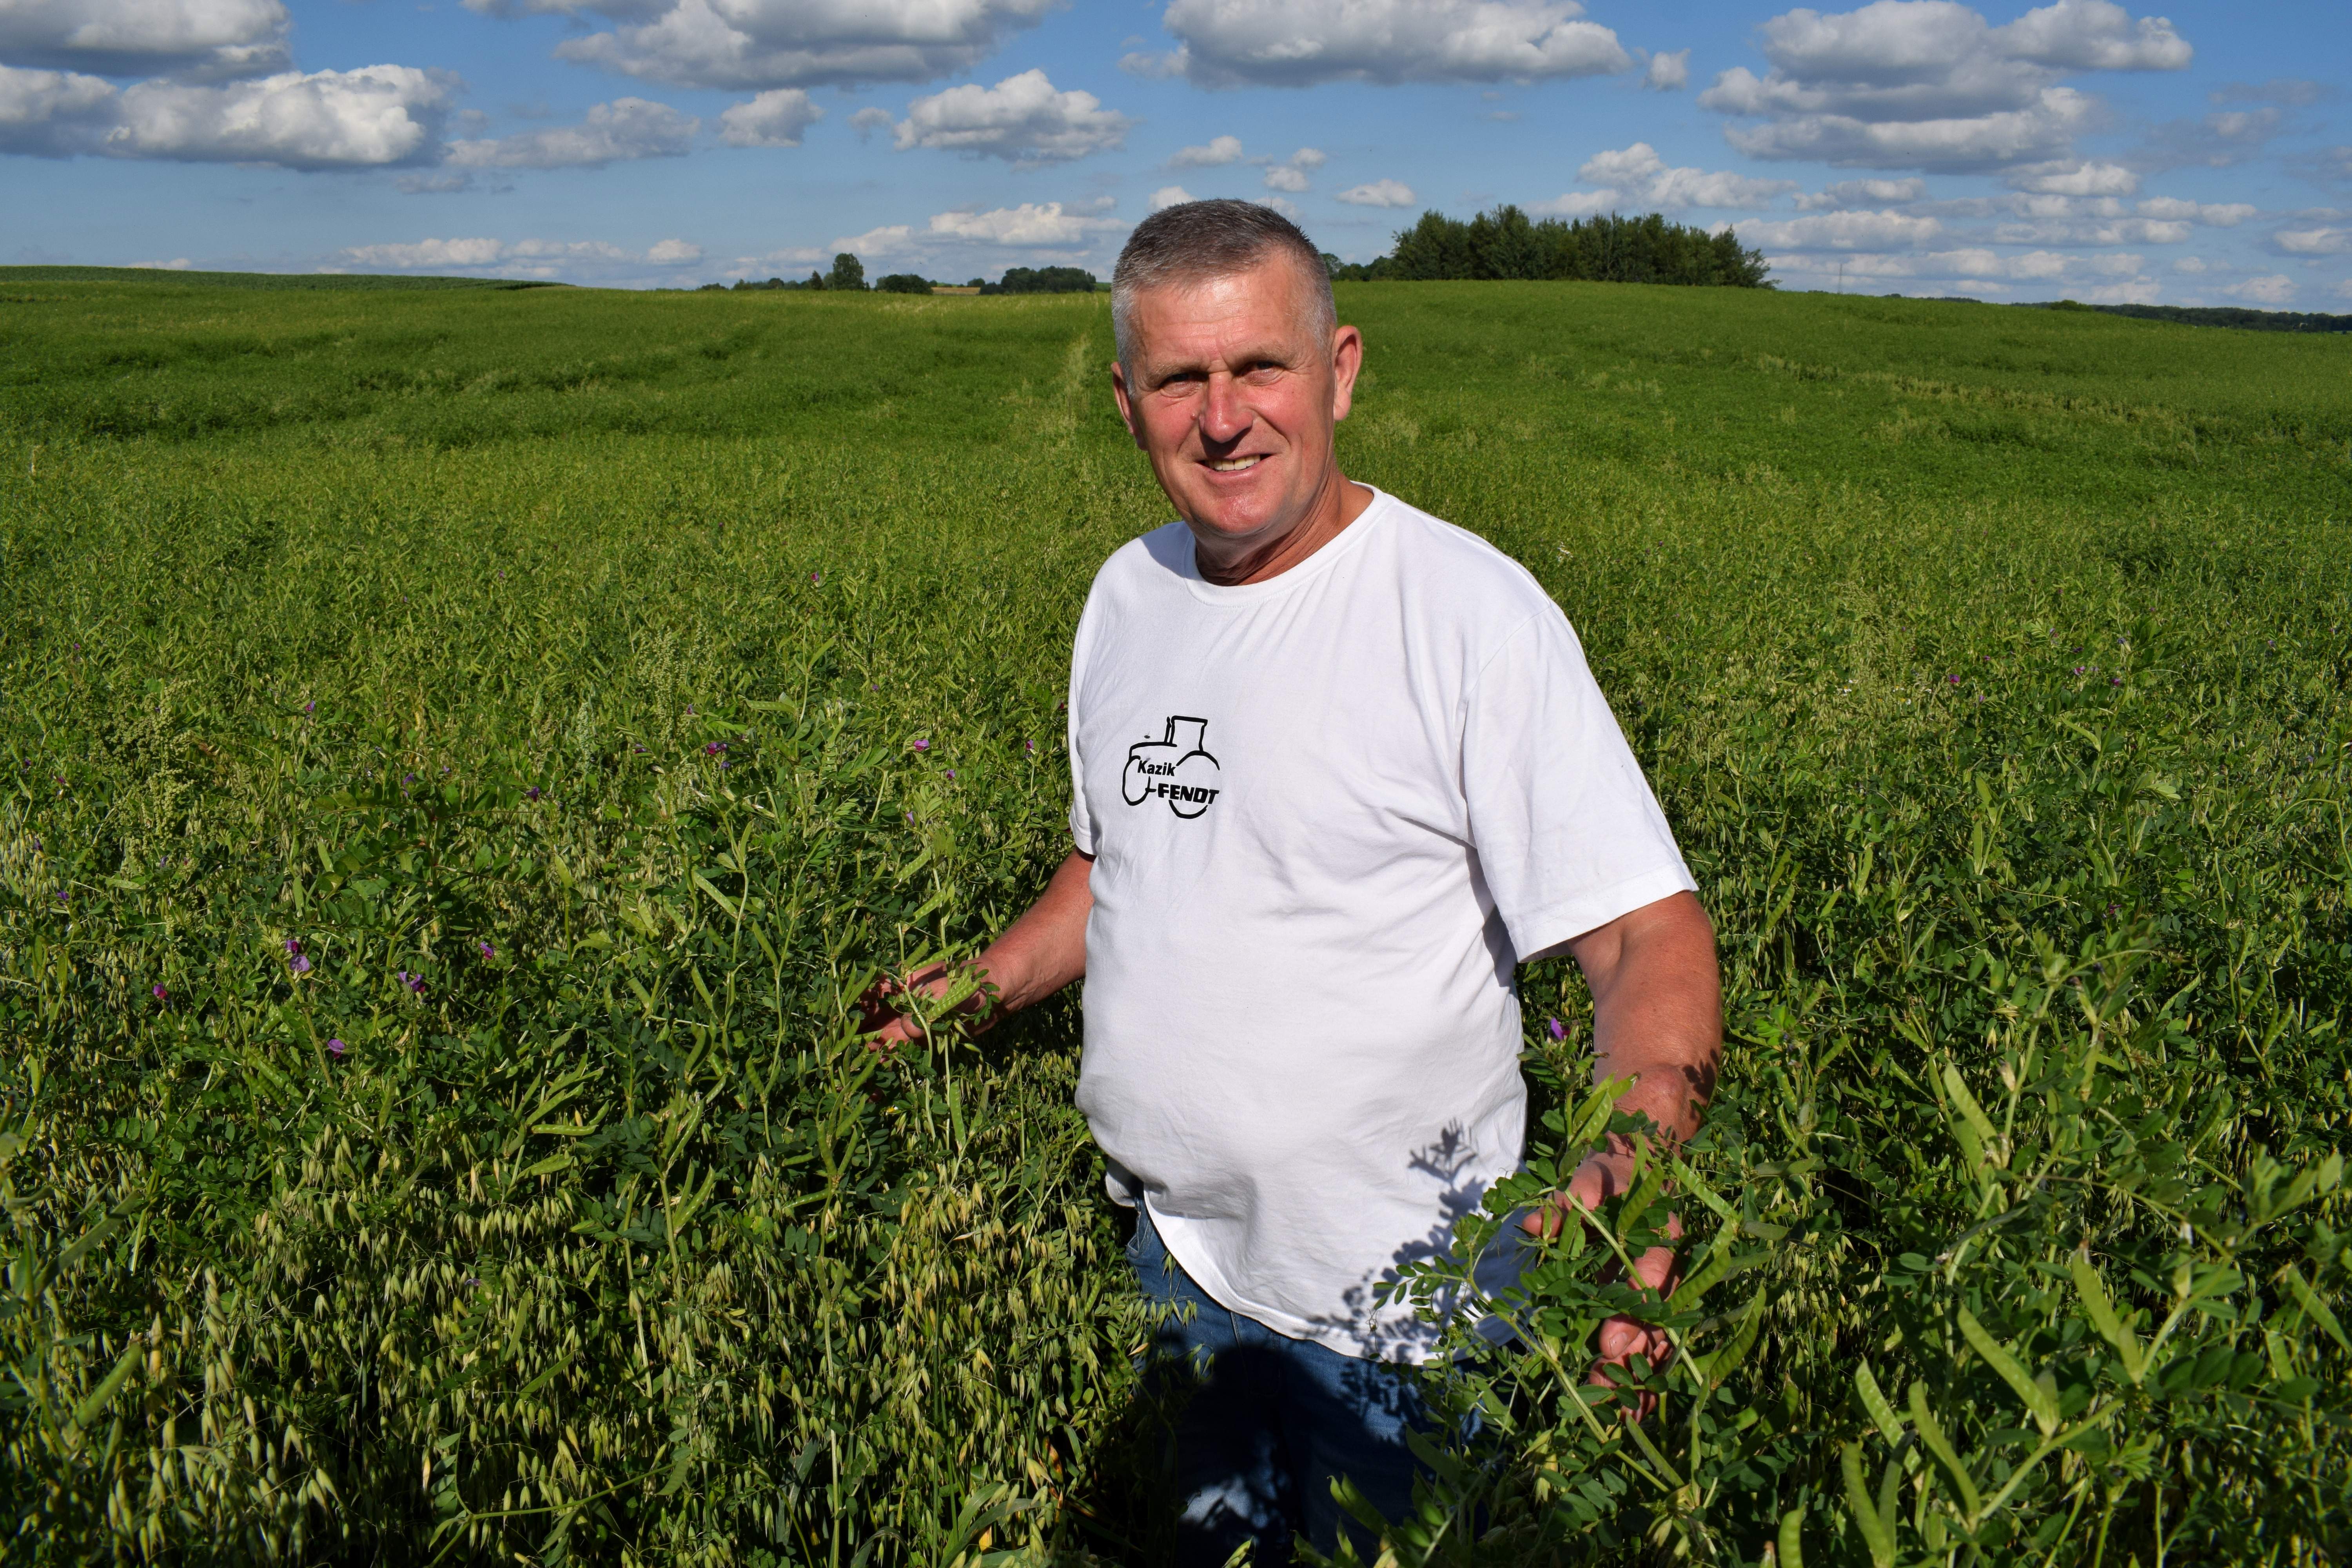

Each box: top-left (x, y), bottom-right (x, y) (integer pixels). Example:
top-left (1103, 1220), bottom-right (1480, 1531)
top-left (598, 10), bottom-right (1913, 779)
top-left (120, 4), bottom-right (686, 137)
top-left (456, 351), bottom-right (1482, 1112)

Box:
top-left (2, 274), bottom-right (2349, 1566)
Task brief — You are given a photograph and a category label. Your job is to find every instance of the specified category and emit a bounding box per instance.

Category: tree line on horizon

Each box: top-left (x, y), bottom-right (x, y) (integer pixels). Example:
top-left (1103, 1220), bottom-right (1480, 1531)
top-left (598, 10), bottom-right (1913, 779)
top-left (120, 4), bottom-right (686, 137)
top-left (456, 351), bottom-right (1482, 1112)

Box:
top-left (1328, 207), bottom-right (1773, 288)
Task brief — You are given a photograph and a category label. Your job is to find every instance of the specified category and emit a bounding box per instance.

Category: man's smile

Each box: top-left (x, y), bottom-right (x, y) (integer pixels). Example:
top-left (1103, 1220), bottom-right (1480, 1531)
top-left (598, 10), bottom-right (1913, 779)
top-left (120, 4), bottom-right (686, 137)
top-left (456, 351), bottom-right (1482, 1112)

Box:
top-left (1207, 455), bottom-right (1264, 472)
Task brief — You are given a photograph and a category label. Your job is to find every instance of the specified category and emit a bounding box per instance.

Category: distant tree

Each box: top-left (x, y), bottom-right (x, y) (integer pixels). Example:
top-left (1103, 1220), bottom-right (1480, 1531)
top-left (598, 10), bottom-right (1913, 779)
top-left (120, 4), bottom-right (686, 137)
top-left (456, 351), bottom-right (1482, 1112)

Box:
top-left (697, 281), bottom-right (728, 292)
top-left (980, 265), bottom-right (1098, 295)
top-left (874, 272), bottom-right (933, 294)
top-left (806, 271), bottom-right (825, 290)
top-left (1331, 207), bottom-right (1771, 288)
top-left (827, 253), bottom-right (867, 291)
top-left (966, 278), bottom-right (985, 288)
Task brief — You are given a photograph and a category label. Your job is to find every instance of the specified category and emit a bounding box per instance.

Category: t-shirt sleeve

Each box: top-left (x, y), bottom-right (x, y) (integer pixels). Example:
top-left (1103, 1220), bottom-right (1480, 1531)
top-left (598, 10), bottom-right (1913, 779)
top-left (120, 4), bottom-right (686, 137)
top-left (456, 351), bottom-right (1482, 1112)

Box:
top-left (1066, 601), bottom-right (1096, 856)
top-left (1461, 605), bottom-right (1696, 960)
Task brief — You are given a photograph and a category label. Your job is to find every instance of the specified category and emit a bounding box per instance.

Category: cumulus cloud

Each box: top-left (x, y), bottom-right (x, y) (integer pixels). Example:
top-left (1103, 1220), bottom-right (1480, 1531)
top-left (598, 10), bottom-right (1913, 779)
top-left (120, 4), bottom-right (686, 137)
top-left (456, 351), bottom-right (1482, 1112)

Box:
top-left (107, 65), bottom-right (452, 167)
top-left (1140, 0), bottom-right (1630, 88)
top-left (647, 237), bottom-right (701, 263)
top-left (1991, 216), bottom-right (2189, 244)
top-left (1740, 209), bottom-right (1945, 249)
top-left (926, 200), bottom-right (1122, 246)
top-left (340, 235), bottom-right (709, 278)
top-left (1644, 49), bottom-right (1690, 90)
top-left (546, 0), bottom-right (1059, 93)
top-left (1259, 145), bottom-right (1322, 192)
top-left (0, 62), bottom-right (117, 155)
top-left (2005, 159), bottom-right (2135, 194)
top-left (1263, 163), bottom-right (1308, 192)
top-left (2222, 273), bottom-right (2294, 304)
top-left (1700, 0), bottom-right (2189, 172)
top-left (0, 0), bottom-right (289, 80)
top-left (2272, 225), bottom-right (2349, 256)
top-left (1149, 183), bottom-right (1192, 210)
top-left (1336, 177), bottom-right (1415, 208)
top-left (1168, 132), bottom-right (1242, 167)
top-left (2134, 196), bottom-right (2253, 225)
top-left (718, 86), bottom-right (819, 145)
top-left (887, 69), bottom-right (1129, 163)
top-left (445, 97), bottom-right (696, 168)
top-left (1792, 176), bottom-right (1925, 208)
top-left (1762, 243), bottom-right (2156, 299)
top-left (1555, 142), bottom-right (1797, 211)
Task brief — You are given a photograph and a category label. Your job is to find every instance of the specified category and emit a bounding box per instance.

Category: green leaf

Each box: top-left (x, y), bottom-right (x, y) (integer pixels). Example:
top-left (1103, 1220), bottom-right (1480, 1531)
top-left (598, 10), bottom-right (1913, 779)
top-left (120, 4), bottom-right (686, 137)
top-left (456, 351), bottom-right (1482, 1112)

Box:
top-left (1942, 1062), bottom-right (1998, 1148)
top-left (1777, 1508), bottom-right (1805, 1568)
top-left (1841, 1442), bottom-right (1896, 1568)
top-left (2281, 1266), bottom-right (2349, 1352)
top-left (2070, 1245), bottom-right (2144, 1383)
top-left (1700, 1283), bottom-right (1767, 1388)
top-left (71, 1344), bottom-right (143, 1431)
top-left (1958, 1305), bottom-right (2059, 1432)
top-left (1853, 1363), bottom-right (1904, 1447)
top-left (1908, 1379), bottom-right (1983, 1523)
top-left (518, 1152), bottom-right (575, 1180)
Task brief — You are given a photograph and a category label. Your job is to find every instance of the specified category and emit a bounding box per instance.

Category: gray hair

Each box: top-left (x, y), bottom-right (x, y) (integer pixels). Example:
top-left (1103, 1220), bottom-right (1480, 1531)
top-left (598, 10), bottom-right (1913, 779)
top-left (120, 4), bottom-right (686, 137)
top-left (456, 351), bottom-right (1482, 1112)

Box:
top-left (1111, 199), bottom-right (1336, 372)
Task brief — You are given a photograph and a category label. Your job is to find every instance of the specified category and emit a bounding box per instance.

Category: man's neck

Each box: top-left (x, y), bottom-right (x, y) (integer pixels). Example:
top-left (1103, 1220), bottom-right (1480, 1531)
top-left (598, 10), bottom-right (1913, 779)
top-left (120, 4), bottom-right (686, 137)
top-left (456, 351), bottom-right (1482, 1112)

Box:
top-left (1193, 472), bottom-right (1377, 588)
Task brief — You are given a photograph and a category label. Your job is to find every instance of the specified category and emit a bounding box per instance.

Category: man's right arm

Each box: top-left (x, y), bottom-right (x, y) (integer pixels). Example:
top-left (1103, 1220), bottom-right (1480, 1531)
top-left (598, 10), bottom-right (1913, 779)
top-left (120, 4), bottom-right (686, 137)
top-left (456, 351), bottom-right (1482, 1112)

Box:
top-left (861, 849), bottom-right (1094, 1046)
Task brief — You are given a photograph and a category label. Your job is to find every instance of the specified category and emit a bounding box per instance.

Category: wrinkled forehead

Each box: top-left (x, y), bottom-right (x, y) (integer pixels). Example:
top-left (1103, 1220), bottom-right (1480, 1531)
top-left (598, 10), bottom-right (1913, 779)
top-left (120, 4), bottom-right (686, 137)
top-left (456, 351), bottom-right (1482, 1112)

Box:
top-left (1120, 256), bottom-right (1326, 371)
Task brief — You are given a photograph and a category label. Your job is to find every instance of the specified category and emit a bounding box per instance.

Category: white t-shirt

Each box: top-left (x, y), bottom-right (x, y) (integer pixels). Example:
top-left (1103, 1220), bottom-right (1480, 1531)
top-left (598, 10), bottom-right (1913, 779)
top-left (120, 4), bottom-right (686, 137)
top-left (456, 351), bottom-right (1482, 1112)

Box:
top-left (1066, 487), bottom-right (1695, 1362)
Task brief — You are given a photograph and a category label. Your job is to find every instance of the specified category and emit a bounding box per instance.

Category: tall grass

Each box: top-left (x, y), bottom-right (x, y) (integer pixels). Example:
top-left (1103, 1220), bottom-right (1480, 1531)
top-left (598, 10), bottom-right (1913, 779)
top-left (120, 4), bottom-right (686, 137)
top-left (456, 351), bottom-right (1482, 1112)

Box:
top-left (2, 276), bottom-right (2347, 1563)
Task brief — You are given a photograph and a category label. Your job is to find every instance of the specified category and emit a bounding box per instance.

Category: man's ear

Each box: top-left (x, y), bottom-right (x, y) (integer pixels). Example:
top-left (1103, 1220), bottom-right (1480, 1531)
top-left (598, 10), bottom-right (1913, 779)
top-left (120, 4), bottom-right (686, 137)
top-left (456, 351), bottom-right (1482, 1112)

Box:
top-left (1110, 360), bottom-right (1144, 448)
top-left (1328, 323), bottom-right (1365, 423)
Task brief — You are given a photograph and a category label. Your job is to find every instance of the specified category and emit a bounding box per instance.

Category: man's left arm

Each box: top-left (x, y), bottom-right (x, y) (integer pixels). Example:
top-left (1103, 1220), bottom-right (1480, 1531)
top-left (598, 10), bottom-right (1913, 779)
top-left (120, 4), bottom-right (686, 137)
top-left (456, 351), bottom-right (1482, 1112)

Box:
top-left (1525, 889), bottom-right (1722, 1392)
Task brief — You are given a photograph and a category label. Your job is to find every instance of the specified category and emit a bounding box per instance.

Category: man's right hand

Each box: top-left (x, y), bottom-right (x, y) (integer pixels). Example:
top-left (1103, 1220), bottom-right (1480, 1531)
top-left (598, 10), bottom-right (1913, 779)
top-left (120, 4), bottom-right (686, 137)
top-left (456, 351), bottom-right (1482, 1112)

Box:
top-left (855, 848), bottom-right (1096, 1050)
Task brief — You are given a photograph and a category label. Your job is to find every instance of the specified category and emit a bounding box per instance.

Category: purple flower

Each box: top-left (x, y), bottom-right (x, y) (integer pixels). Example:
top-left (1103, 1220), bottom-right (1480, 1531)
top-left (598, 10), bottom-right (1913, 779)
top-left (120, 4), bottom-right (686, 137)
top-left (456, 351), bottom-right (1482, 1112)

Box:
top-left (810, 572), bottom-right (821, 585)
top-left (2111, 675), bottom-right (2123, 686)
top-left (404, 773), bottom-right (416, 784)
top-left (398, 971), bottom-right (425, 995)
top-left (1546, 1017), bottom-right (1567, 1041)
top-left (684, 705), bottom-right (695, 715)
top-left (1024, 740), bottom-right (1035, 753)
top-left (285, 937), bottom-right (302, 955)
top-left (479, 940), bottom-right (494, 958)
top-left (1947, 674), bottom-right (1960, 684)
top-left (2074, 666), bottom-right (2086, 675)
top-left (912, 738), bottom-right (929, 752)
top-left (704, 741), bottom-right (727, 755)
top-left (290, 954), bottom-right (312, 975)
top-left (304, 701), bottom-right (315, 714)
top-left (945, 769), bottom-right (955, 780)
top-left (327, 1038), bottom-right (347, 1058)
top-left (152, 984), bottom-right (169, 1002)
top-left (526, 786), bottom-right (543, 801)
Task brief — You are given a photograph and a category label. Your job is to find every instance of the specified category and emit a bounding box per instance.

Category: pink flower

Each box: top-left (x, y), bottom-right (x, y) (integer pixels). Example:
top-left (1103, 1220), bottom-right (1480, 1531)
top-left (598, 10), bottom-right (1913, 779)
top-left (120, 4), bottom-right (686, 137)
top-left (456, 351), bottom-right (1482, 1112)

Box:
top-left (1546, 1017), bottom-right (1567, 1041)
top-left (152, 983), bottom-right (168, 1002)
top-left (913, 738), bottom-right (929, 752)
top-left (478, 940), bottom-right (494, 958)
top-left (327, 1038), bottom-right (347, 1058)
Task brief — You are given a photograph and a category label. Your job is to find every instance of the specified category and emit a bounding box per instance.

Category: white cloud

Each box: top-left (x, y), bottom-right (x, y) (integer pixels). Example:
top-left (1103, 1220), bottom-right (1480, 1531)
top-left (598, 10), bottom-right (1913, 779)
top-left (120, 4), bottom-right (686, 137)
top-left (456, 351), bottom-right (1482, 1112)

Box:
top-left (547, 0), bottom-right (1059, 93)
top-left (0, 62), bottom-right (116, 155)
top-left (2223, 273), bottom-right (2294, 304)
top-left (446, 97), bottom-right (696, 168)
top-left (127, 256), bottom-right (191, 268)
top-left (1792, 176), bottom-right (1925, 208)
top-left (338, 235), bottom-right (705, 279)
top-left (2134, 196), bottom-right (2253, 225)
top-left (1289, 146), bottom-right (1327, 170)
top-left (1168, 132), bottom-right (1242, 167)
top-left (888, 69), bottom-right (1129, 163)
top-left (2171, 255), bottom-right (2206, 272)
top-left (0, 0), bottom-right (289, 80)
top-left (1764, 243), bottom-right (2157, 299)
top-left (1149, 183), bottom-right (1192, 210)
top-left (1991, 216), bottom-right (2189, 244)
top-left (719, 87), bottom-right (819, 146)
top-left (927, 200), bottom-right (1122, 247)
top-left (107, 65), bottom-right (451, 167)
top-left (2005, 159), bottom-right (2135, 194)
top-left (2139, 106), bottom-right (2281, 169)
top-left (1151, 0), bottom-right (1630, 88)
top-left (1336, 177), bottom-right (1416, 208)
top-left (1644, 49), bottom-right (1690, 90)
top-left (2273, 226), bottom-right (2349, 256)
top-left (827, 224), bottom-right (915, 256)
top-left (1566, 141), bottom-right (1797, 210)
top-left (1263, 163), bottom-right (1308, 192)
top-left (848, 104), bottom-right (892, 136)
top-left (1260, 194), bottom-right (1300, 218)
top-left (1700, 0), bottom-right (2189, 172)
top-left (1740, 209), bottom-right (1945, 249)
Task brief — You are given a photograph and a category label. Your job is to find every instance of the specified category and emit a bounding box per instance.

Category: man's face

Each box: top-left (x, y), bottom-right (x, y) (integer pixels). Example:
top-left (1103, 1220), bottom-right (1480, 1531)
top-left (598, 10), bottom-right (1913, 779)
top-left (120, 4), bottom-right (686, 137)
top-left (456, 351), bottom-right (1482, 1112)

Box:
top-left (1112, 256), bottom-right (1362, 557)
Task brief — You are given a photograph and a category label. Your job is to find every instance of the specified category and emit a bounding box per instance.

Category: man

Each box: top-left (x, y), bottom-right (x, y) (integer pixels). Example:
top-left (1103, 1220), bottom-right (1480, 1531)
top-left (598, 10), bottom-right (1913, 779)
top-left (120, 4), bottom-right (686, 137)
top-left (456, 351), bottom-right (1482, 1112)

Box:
top-left (867, 200), bottom-right (1720, 1564)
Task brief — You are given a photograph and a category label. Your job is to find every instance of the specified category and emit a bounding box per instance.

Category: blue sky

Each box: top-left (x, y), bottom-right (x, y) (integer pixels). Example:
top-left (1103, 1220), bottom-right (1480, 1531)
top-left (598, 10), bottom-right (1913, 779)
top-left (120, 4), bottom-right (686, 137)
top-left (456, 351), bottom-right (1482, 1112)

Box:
top-left (5, 0), bottom-right (2348, 305)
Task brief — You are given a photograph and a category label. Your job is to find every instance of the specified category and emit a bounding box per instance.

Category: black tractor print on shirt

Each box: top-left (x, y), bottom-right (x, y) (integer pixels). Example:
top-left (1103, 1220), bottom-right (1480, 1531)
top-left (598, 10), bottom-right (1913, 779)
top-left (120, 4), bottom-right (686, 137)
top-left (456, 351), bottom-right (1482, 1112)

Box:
top-left (1122, 716), bottom-right (1222, 818)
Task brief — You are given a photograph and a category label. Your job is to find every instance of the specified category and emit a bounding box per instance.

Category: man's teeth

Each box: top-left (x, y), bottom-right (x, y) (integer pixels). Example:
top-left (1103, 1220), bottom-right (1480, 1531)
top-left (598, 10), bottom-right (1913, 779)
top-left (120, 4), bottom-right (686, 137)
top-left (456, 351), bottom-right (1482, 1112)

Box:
top-left (1210, 456), bottom-right (1261, 472)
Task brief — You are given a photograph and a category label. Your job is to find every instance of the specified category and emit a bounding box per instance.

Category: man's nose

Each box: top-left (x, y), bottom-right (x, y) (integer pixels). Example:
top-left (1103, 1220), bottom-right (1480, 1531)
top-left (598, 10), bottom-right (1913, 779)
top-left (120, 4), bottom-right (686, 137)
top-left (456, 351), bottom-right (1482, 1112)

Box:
top-left (1198, 373), bottom-right (1252, 446)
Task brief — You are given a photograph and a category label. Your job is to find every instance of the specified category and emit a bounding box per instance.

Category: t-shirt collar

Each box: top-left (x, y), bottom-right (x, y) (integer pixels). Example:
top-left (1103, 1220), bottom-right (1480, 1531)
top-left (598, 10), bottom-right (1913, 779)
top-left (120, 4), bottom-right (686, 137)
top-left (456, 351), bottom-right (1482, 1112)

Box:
top-left (1172, 485), bottom-right (1397, 606)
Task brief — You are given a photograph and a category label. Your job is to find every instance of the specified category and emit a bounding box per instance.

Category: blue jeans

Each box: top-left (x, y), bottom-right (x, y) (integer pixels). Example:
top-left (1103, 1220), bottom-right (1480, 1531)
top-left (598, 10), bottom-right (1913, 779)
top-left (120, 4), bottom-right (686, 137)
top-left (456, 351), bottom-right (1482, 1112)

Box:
top-left (1127, 1203), bottom-right (1432, 1566)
